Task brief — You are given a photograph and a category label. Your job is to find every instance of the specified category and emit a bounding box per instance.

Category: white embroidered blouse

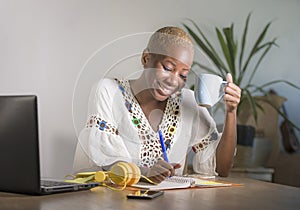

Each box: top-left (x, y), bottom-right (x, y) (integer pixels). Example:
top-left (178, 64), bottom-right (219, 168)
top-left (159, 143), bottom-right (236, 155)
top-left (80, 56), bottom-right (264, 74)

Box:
top-left (74, 78), bottom-right (221, 176)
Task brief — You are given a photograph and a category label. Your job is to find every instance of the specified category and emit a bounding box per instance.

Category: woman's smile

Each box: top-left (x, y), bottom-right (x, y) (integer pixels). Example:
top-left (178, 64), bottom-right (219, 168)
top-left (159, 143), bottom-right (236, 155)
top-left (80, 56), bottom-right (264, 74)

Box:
top-left (155, 80), bottom-right (176, 97)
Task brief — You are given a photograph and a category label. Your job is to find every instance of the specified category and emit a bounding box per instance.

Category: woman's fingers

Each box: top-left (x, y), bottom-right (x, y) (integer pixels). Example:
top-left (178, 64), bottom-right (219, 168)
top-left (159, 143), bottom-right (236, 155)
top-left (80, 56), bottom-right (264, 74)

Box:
top-left (224, 74), bottom-right (241, 112)
top-left (170, 163), bottom-right (181, 176)
top-left (226, 73), bottom-right (233, 83)
top-left (147, 160), bottom-right (181, 183)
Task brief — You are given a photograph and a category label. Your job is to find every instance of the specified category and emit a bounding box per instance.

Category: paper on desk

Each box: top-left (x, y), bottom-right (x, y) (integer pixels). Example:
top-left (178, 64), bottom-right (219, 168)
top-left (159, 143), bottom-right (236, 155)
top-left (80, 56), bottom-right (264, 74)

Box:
top-left (193, 178), bottom-right (232, 187)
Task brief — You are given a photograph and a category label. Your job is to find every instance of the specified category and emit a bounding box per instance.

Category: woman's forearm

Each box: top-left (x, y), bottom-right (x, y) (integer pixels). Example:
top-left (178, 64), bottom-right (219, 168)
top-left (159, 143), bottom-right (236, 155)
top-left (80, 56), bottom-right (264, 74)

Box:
top-left (216, 111), bottom-right (237, 177)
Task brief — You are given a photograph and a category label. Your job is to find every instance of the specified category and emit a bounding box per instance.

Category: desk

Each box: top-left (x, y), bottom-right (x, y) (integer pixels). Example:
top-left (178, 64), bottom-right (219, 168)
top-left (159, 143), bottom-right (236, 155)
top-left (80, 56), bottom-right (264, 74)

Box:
top-left (0, 177), bottom-right (299, 210)
top-left (230, 167), bottom-right (275, 182)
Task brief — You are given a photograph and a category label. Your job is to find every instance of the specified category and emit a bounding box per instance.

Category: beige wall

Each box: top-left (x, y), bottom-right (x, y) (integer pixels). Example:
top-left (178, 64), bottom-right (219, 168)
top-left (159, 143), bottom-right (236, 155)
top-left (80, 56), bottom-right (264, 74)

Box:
top-left (0, 0), bottom-right (299, 178)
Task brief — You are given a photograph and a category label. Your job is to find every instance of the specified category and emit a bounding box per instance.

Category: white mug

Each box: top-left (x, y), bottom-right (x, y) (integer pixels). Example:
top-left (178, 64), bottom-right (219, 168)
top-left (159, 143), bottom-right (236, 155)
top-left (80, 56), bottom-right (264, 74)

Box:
top-left (194, 74), bottom-right (227, 108)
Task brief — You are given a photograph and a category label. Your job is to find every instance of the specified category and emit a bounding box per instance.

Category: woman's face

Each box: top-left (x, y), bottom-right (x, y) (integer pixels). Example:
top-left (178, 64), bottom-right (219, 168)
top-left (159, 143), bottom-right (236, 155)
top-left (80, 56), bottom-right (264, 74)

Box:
top-left (142, 46), bottom-right (193, 101)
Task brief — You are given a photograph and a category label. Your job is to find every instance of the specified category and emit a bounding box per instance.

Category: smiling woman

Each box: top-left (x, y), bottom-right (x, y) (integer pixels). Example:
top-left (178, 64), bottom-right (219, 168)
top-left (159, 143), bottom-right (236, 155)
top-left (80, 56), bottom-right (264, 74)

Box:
top-left (73, 26), bottom-right (242, 183)
top-left (125, 27), bottom-right (194, 128)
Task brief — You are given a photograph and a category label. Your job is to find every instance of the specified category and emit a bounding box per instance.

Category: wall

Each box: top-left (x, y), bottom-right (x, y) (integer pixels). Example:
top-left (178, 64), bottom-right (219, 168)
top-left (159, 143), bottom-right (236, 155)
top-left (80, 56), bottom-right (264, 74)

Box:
top-left (0, 0), bottom-right (299, 178)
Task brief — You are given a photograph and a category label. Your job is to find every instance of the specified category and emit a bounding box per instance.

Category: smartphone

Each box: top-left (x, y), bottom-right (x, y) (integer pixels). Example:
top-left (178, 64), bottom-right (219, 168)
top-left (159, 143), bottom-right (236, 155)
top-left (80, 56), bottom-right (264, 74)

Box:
top-left (127, 190), bottom-right (164, 199)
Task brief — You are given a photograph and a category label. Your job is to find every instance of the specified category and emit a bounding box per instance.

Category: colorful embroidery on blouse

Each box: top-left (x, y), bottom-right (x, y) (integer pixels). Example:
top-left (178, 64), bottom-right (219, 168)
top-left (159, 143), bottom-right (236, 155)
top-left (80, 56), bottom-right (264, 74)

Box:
top-left (86, 114), bottom-right (119, 135)
top-left (192, 129), bottom-right (219, 153)
top-left (115, 78), bottom-right (182, 167)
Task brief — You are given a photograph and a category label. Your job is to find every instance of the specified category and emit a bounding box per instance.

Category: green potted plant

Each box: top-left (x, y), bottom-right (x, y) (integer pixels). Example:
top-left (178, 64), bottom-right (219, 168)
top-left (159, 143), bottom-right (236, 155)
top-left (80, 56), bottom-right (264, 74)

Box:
top-left (183, 13), bottom-right (300, 131)
top-left (183, 14), bottom-right (300, 168)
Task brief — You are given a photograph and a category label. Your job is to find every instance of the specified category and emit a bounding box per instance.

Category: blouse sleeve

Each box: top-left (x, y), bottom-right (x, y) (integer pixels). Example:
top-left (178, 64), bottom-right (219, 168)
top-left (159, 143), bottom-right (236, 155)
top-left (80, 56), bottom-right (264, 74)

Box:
top-left (191, 108), bottom-right (221, 176)
top-left (183, 89), bottom-right (222, 176)
top-left (73, 79), bottom-right (132, 172)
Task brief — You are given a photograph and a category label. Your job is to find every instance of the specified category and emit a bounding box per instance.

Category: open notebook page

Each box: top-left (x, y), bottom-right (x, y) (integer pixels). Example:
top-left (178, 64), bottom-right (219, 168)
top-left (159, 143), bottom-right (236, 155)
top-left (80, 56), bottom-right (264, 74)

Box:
top-left (132, 176), bottom-right (195, 190)
top-left (132, 176), bottom-right (232, 190)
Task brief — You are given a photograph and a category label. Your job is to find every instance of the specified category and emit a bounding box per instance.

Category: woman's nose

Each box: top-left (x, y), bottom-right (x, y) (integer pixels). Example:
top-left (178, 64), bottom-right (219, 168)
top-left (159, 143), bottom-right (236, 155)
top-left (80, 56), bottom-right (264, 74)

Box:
top-left (165, 72), bottom-right (180, 87)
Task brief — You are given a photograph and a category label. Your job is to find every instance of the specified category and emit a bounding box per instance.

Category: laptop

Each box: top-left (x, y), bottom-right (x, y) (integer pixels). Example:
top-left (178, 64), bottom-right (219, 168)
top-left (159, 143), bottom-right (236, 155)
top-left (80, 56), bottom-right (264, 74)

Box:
top-left (0, 95), bottom-right (99, 195)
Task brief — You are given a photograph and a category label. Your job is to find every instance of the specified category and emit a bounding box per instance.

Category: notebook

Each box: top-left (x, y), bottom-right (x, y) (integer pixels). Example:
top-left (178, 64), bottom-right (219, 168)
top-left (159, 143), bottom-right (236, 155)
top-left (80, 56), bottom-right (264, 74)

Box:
top-left (0, 95), bottom-right (99, 195)
top-left (132, 176), bottom-right (232, 190)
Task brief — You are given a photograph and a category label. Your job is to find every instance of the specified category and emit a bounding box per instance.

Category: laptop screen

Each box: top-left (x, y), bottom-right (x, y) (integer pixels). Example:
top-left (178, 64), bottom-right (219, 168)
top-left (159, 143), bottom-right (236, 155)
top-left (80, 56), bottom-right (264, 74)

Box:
top-left (0, 95), bottom-right (41, 194)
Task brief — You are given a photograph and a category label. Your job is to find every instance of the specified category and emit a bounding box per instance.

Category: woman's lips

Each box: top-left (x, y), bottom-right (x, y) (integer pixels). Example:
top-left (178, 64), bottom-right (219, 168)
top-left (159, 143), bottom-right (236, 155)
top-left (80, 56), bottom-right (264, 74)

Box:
top-left (156, 81), bottom-right (174, 96)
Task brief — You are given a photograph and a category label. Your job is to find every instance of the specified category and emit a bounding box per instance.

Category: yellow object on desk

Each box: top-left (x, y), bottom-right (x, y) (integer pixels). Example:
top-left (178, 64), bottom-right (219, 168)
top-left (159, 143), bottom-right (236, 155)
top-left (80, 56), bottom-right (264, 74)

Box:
top-left (65, 162), bottom-right (154, 191)
top-left (193, 178), bottom-right (232, 187)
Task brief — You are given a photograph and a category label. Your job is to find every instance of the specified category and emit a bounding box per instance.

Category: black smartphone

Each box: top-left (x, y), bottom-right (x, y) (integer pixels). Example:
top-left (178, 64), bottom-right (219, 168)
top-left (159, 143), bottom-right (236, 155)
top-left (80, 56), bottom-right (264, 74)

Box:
top-left (127, 190), bottom-right (164, 199)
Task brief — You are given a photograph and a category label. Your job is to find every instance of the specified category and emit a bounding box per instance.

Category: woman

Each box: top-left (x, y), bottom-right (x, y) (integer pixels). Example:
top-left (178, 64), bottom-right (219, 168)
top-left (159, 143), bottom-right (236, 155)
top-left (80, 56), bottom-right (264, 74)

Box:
top-left (74, 26), bottom-right (241, 183)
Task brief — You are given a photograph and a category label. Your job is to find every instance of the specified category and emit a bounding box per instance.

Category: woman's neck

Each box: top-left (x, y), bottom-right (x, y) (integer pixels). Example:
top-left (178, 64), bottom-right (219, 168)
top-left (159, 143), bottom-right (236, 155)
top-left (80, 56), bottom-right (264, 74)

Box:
top-left (130, 78), bottom-right (165, 107)
top-left (129, 78), bottom-right (167, 131)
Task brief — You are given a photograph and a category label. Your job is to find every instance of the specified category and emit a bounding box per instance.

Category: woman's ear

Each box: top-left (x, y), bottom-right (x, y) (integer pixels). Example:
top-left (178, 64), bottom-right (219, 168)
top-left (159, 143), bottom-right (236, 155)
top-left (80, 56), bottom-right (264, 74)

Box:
top-left (141, 48), bottom-right (150, 67)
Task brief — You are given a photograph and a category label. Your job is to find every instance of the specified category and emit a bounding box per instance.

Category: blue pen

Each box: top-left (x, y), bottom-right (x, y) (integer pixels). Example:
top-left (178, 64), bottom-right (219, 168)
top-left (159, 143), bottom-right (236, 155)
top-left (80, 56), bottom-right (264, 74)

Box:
top-left (158, 130), bottom-right (169, 162)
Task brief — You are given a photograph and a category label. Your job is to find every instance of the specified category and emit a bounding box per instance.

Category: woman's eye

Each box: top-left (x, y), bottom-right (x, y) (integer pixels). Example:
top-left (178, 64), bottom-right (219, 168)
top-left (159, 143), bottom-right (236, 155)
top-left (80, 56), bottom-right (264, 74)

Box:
top-left (180, 75), bottom-right (187, 80)
top-left (162, 65), bottom-right (172, 71)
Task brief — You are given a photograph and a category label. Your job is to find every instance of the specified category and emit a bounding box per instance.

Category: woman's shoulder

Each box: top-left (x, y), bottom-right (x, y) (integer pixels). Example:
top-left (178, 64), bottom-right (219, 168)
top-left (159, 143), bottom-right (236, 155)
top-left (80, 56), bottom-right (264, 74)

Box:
top-left (96, 78), bottom-right (119, 89)
top-left (93, 78), bottom-right (121, 100)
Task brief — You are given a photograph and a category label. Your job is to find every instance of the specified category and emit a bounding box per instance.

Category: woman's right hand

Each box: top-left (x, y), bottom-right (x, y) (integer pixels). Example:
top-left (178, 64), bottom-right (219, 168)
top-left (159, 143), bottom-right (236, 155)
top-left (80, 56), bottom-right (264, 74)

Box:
top-left (146, 160), bottom-right (181, 183)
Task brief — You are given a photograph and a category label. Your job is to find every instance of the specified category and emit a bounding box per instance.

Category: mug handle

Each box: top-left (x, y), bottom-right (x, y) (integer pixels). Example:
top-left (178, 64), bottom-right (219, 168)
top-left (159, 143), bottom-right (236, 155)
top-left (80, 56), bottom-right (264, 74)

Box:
top-left (217, 81), bottom-right (228, 101)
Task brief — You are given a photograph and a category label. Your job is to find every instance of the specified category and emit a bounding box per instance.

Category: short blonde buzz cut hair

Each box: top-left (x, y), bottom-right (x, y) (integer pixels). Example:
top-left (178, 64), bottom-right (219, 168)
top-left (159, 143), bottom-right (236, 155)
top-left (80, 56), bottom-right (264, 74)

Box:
top-left (146, 26), bottom-right (194, 56)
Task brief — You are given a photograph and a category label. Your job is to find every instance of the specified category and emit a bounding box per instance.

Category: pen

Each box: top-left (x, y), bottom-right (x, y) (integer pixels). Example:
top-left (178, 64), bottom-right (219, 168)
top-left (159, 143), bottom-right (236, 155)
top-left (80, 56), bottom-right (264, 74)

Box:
top-left (158, 130), bottom-right (169, 162)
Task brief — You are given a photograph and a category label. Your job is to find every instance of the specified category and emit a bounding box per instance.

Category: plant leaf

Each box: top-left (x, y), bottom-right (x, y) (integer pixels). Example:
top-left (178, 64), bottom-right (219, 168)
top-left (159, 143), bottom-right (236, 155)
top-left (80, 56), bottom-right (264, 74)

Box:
top-left (183, 23), bottom-right (229, 76)
top-left (239, 13), bottom-right (251, 73)
top-left (241, 21), bottom-right (272, 77)
top-left (247, 38), bottom-right (277, 84)
top-left (216, 28), bottom-right (232, 73)
top-left (192, 62), bottom-right (219, 75)
top-left (223, 25), bottom-right (237, 79)
top-left (259, 80), bottom-right (300, 90)
top-left (241, 89), bottom-right (259, 122)
top-left (185, 19), bottom-right (222, 60)
top-left (183, 24), bottom-right (221, 69)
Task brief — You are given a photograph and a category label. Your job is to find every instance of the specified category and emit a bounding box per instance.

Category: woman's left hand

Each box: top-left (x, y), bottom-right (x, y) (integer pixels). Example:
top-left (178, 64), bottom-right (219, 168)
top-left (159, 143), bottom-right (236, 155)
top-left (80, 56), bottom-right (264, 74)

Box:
top-left (224, 73), bottom-right (241, 113)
